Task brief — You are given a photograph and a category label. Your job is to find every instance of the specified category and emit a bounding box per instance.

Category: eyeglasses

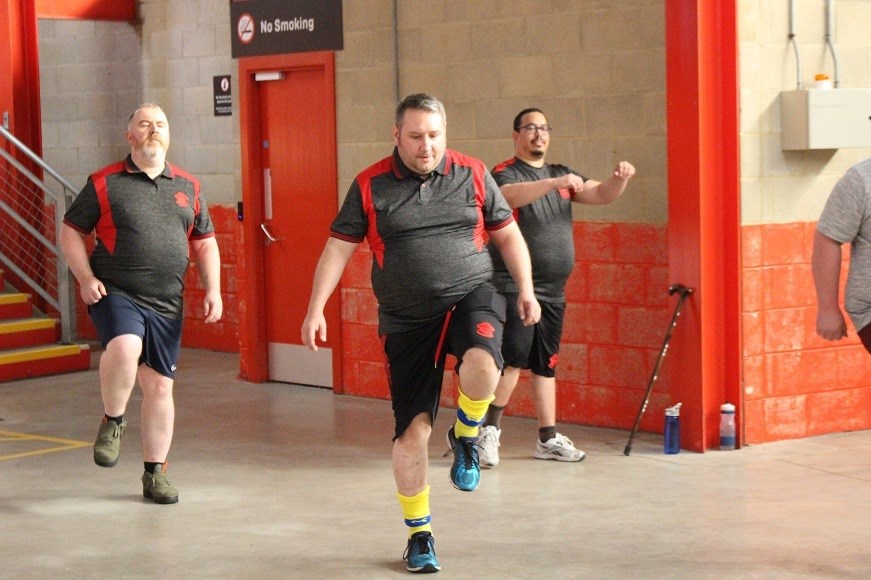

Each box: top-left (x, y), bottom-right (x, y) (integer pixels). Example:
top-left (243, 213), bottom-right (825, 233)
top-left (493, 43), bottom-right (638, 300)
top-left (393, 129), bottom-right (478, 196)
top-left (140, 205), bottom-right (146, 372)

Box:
top-left (515, 124), bottom-right (552, 135)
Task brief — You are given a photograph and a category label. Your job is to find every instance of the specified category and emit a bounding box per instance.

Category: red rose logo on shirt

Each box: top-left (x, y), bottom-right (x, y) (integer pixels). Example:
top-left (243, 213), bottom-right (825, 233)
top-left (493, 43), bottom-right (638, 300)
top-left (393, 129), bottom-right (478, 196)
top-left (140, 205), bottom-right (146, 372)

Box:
top-left (476, 322), bottom-right (495, 338)
top-left (175, 192), bottom-right (190, 208)
top-left (548, 353), bottom-right (559, 369)
top-left (557, 188), bottom-right (571, 199)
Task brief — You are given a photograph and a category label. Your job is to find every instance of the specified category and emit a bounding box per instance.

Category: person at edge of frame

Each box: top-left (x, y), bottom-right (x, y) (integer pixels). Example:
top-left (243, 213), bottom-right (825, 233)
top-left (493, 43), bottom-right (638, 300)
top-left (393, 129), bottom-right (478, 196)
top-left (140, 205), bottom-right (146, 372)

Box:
top-left (477, 107), bottom-right (635, 468)
top-left (812, 156), bottom-right (871, 354)
top-left (300, 93), bottom-right (540, 574)
top-left (59, 103), bottom-right (223, 505)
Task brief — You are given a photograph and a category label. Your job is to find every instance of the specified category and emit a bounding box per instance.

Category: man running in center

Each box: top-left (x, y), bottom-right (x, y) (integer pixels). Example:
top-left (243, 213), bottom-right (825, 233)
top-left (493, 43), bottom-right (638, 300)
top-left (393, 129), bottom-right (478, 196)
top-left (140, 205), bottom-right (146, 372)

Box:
top-left (301, 94), bottom-right (540, 573)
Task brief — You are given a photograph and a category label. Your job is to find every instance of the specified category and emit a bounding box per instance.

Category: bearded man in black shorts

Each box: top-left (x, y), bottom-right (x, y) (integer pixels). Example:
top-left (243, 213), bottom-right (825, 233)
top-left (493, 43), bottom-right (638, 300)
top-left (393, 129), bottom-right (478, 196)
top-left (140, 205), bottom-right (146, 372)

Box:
top-left (478, 107), bottom-right (635, 467)
top-left (60, 103), bottom-right (222, 505)
top-left (301, 94), bottom-right (539, 573)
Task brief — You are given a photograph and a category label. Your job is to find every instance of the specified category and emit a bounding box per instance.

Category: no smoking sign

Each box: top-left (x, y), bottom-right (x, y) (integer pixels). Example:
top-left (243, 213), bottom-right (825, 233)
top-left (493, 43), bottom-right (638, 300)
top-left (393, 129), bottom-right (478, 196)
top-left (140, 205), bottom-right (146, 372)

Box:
top-left (237, 13), bottom-right (254, 44)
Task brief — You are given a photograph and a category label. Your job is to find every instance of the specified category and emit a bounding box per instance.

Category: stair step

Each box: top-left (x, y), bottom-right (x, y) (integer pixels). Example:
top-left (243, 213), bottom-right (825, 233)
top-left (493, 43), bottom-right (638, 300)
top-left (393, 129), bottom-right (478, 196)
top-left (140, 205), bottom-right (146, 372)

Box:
top-left (0, 343), bottom-right (91, 382)
top-left (0, 293), bottom-right (33, 320)
top-left (0, 318), bottom-right (60, 349)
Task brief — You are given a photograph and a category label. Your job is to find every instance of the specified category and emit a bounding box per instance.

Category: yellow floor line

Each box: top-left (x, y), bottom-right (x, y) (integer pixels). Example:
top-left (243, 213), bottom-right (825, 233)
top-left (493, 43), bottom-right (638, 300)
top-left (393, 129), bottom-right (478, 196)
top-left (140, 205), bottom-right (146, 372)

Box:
top-left (0, 429), bottom-right (90, 462)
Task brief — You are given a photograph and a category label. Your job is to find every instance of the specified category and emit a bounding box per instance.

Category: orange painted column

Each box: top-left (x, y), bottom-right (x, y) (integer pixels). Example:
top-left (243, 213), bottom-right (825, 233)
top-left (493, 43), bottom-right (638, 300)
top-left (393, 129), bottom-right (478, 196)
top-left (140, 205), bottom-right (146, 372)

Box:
top-left (236, 56), bottom-right (269, 383)
top-left (665, 0), bottom-right (742, 451)
top-left (0, 0), bottom-right (41, 152)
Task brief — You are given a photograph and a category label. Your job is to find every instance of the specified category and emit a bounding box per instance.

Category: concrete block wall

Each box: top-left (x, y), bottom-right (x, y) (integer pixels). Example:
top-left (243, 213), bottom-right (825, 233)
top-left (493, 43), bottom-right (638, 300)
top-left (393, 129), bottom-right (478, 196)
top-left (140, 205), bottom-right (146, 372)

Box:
top-left (337, 0), bottom-right (667, 224)
top-left (738, 0), bottom-right (871, 442)
top-left (38, 1), bottom-right (241, 352)
top-left (37, 18), bottom-right (140, 190)
top-left (739, 0), bottom-right (871, 226)
top-left (32, 0), bottom-right (871, 442)
top-left (334, 0), bottom-right (671, 433)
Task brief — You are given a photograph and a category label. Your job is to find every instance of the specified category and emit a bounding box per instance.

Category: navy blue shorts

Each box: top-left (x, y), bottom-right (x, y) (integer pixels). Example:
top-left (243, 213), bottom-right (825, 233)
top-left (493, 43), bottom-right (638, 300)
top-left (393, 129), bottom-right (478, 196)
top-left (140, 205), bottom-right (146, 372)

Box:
top-left (89, 294), bottom-right (183, 379)
top-left (383, 283), bottom-right (506, 440)
top-left (502, 294), bottom-right (565, 378)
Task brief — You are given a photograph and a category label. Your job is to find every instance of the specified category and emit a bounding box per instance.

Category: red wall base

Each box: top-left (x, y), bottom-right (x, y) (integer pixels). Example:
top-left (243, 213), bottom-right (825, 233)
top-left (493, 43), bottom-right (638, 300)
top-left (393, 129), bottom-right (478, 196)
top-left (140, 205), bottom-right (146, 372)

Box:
top-left (741, 223), bottom-right (871, 442)
top-left (341, 221), bottom-right (675, 435)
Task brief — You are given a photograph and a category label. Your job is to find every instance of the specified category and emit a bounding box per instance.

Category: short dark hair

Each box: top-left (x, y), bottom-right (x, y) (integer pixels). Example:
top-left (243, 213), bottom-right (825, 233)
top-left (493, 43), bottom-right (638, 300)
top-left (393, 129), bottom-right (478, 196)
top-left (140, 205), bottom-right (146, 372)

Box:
top-left (513, 107), bottom-right (544, 131)
top-left (395, 93), bottom-right (446, 127)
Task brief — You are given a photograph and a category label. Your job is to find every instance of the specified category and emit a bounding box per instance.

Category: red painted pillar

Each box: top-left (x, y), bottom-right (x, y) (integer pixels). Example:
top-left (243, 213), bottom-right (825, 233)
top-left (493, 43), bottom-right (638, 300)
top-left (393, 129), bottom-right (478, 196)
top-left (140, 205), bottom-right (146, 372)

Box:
top-left (666, 0), bottom-right (741, 451)
top-left (0, 0), bottom-right (41, 152)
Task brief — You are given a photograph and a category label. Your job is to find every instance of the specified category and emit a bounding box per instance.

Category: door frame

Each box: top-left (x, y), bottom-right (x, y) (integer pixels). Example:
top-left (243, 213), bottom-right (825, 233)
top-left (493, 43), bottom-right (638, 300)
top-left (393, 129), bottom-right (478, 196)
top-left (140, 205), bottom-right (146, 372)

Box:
top-left (237, 51), bottom-right (342, 391)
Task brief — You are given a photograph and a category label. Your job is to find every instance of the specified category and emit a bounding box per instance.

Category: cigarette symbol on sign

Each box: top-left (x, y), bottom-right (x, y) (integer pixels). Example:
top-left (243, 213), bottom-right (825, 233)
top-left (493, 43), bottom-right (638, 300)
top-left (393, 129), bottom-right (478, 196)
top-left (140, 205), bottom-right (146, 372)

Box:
top-left (238, 14), bottom-right (254, 44)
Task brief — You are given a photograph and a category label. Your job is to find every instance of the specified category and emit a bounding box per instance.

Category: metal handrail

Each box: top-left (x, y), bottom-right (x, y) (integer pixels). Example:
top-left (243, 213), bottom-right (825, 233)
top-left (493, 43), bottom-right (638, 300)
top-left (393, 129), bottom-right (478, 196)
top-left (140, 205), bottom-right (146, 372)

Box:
top-left (0, 123), bottom-right (78, 343)
top-left (0, 124), bottom-right (79, 197)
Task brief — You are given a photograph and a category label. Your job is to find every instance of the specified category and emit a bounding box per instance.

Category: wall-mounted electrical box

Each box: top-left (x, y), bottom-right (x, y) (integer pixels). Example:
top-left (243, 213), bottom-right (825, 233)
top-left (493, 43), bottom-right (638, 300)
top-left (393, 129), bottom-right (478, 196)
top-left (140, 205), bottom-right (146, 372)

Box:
top-left (781, 89), bottom-right (871, 150)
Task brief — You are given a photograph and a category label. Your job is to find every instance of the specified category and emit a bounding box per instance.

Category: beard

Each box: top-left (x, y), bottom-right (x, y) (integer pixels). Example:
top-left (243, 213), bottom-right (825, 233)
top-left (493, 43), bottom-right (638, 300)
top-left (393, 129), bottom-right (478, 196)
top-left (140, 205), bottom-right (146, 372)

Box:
top-left (530, 149), bottom-right (545, 159)
top-left (138, 138), bottom-right (166, 162)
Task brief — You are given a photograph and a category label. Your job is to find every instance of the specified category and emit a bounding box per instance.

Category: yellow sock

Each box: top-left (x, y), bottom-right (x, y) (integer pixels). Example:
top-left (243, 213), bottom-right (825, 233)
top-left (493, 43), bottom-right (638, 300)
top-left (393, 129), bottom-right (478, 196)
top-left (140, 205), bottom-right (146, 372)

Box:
top-left (453, 389), bottom-right (494, 439)
top-left (397, 485), bottom-right (432, 537)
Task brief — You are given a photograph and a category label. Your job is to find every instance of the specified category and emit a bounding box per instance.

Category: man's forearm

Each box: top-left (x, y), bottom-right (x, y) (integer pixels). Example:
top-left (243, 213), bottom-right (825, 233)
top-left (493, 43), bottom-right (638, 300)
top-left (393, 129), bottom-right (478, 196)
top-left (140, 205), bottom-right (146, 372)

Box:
top-left (811, 230), bottom-right (843, 308)
top-left (192, 238), bottom-right (222, 293)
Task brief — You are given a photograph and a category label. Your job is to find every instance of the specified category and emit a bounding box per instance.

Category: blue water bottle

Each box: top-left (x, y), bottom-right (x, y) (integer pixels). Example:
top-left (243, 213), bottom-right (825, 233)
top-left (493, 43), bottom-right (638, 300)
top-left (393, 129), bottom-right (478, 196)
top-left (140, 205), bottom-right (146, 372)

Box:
top-left (663, 403), bottom-right (682, 454)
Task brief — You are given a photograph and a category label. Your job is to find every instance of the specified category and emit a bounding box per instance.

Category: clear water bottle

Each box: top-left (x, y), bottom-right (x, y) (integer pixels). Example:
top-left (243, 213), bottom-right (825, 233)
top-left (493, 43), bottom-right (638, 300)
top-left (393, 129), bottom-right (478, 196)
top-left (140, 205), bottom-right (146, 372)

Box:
top-left (720, 402), bottom-right (736, 450)
top-left (663, 403), bottom-right (682, 454)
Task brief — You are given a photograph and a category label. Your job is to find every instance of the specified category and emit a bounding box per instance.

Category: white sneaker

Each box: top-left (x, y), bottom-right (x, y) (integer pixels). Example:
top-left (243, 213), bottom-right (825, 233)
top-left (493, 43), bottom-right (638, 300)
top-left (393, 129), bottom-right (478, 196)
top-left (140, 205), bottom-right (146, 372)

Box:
top-left (476, 425), bottom-right (501, 468)
top-left (534, 433), bottom-right (585, 462)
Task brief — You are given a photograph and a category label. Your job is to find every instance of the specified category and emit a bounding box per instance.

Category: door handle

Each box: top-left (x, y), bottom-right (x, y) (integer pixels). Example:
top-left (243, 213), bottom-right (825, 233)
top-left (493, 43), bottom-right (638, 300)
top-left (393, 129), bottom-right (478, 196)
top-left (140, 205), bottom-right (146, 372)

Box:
top-left (261, 223), bottom-right (281, 245)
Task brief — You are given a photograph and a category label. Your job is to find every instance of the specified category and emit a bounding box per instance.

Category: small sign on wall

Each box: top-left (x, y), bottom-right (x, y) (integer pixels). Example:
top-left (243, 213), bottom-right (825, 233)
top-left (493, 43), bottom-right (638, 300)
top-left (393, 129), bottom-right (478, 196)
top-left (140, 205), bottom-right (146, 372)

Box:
top-left (214, 75), bottom-right (232, 116)
top-left (230, 0), bottom-right (343, 58)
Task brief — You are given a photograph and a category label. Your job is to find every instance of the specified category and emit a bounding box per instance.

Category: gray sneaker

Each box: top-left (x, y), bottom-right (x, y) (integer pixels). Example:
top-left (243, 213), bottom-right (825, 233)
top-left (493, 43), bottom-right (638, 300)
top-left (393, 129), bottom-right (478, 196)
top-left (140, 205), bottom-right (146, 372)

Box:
top-left (476, 425), bottom-right (501, 468)
top-left (93, 417), bottom-right (126, 467)
top-left (534, 433), bottom-right (585, 462)
top-left (142, 463), bottom-right (179, 504)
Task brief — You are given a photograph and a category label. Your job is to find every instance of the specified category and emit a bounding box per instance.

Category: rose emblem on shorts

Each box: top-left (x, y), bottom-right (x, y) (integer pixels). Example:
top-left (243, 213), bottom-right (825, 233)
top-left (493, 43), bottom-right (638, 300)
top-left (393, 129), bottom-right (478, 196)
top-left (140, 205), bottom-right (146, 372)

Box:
top-left (476, 321), bottom-right (495, 338)
top-left (548, 353), bottom-right (559, 369)
top-left (175, 192), bottom-right (190, 208)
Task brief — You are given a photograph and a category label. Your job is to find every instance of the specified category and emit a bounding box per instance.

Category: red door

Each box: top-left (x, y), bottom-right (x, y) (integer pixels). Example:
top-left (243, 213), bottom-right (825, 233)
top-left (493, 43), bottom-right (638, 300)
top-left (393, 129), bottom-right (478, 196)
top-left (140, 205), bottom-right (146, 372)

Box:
top-left (256, 64), bottom-right (339, 388)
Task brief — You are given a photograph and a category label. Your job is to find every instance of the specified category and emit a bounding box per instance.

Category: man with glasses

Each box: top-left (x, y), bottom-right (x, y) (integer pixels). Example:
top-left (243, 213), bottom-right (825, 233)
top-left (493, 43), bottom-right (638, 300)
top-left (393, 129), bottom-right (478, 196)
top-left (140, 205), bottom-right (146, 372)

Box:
top-left (479, 107), bottom-right (635, 467)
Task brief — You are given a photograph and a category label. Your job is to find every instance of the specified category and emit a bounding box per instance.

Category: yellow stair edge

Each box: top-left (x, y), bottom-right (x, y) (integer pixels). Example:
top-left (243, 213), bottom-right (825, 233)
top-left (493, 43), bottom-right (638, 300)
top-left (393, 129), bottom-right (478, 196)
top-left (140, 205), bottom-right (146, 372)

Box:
top-left (0, 318), bottom-right (57, 335)
top-left (0, 344), bottom-right (89, 365)
top-left (0, 293), bottom-right (30, 305)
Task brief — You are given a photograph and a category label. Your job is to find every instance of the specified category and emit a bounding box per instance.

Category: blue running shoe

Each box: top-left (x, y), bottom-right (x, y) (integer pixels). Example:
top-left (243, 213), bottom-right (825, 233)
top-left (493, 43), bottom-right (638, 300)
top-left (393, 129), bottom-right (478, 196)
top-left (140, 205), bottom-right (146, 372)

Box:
top-left (445, 426), bottom-right (480, 492)
top-left (403, 531), bottom-right (441, 573)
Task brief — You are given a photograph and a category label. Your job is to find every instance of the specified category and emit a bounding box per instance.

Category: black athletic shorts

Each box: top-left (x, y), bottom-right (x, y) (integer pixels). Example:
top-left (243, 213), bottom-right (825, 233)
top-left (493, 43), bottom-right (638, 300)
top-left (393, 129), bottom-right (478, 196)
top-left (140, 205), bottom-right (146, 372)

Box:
top-left (502, 293), bottom-right (565, 378)
top-left (383, 282), bottom-right (506, 440)
top-left (89, 293), bottom-right (183, 379)
top-left (858, 322), bottom-right (871, 356)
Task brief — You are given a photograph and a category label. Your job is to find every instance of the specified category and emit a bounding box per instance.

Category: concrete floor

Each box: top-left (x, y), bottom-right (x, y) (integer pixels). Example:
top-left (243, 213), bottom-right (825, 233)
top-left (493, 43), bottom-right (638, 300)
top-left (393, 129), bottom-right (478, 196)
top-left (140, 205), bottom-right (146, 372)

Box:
top-left (1, 348), bottom-right (869, 579)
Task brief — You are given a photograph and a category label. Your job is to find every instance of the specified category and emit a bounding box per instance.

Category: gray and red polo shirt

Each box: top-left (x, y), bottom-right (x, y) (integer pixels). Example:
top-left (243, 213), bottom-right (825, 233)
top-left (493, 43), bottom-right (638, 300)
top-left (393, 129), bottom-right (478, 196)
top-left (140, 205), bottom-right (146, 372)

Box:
top-left (488, 157), bottom-right (587, 302)
top-left (63, 154), bottom-right (214, 318)
top-left (331, 148), bottom-right (514, 333)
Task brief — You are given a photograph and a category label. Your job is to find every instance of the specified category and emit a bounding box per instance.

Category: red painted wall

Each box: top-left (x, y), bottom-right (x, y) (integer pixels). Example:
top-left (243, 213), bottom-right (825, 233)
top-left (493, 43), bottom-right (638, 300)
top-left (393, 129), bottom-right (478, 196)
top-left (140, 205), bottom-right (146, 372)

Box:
top-left (338, 220), bottom-right (871, 442)
top-left (181, 204), bottom-right (240, 353)
top-left (340, 221), bottom-right (676, 435)
top-left (741, 223), bottom-right (871, 442)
